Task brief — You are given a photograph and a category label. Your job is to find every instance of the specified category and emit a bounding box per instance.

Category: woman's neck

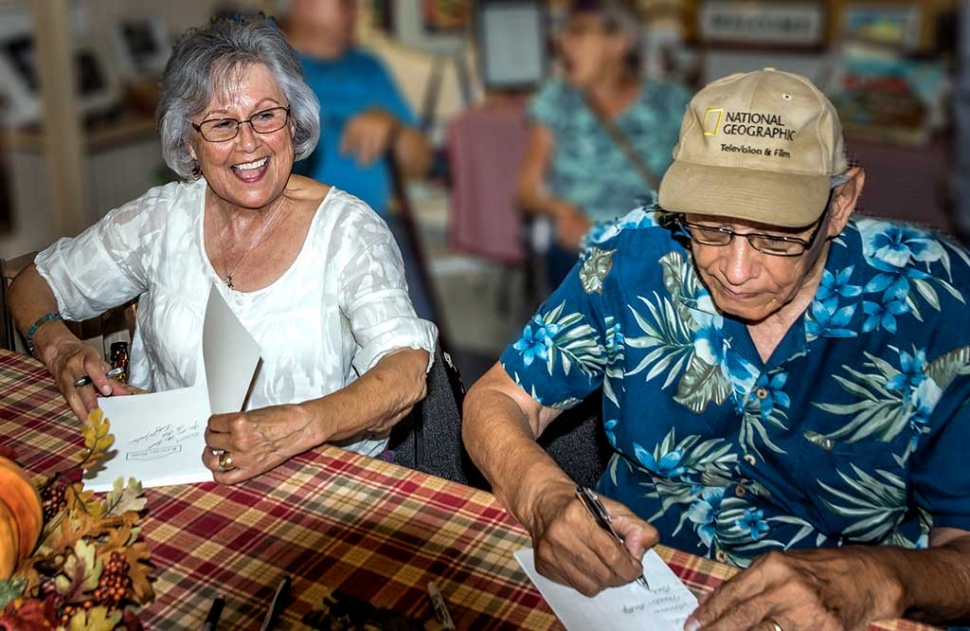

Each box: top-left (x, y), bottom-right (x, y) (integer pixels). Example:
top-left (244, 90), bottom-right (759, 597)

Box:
top-left (585, 69), bottom-right (641, 117)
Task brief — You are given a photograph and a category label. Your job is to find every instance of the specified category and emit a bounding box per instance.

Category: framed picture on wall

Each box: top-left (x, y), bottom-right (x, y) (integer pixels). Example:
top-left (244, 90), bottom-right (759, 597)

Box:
top-left (694, 0), bottom-right (827, 50)
top-left (839, 4), bottom-right (921, 51)
top-left (422, 0), bottom-right (472, 33)
top-left (475, 0), bottom-right (548, 90)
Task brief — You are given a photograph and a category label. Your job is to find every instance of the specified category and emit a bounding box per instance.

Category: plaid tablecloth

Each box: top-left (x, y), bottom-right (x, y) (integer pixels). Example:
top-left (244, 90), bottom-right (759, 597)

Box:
top-left (0, 350), bottom-right (941, 630)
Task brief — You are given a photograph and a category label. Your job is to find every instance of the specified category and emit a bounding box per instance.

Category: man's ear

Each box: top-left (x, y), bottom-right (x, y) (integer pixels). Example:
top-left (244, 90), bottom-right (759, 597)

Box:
top-left (827, 167), bottom-right (864, 237)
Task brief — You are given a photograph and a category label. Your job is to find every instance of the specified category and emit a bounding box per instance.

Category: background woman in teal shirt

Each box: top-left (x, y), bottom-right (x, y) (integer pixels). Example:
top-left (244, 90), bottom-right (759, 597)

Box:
top-left (517, 0), bottom-right (690, 290)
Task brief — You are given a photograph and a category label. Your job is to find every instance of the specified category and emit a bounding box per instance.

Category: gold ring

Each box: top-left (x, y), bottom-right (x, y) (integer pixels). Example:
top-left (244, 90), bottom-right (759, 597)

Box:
top-left (766, 619), bottom-right (784, 631)
top-left (218, 451), bottom-right (234, 472)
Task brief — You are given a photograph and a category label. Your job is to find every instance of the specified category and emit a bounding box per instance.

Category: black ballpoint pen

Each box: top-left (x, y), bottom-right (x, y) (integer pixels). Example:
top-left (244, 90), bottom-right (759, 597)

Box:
top-left (201, 595), bottom-right (224, 631)
top-left (576, 486), bottom-right (651, 590)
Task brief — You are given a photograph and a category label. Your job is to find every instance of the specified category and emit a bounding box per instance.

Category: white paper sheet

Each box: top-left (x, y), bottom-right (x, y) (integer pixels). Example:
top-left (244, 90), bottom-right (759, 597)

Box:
top-left (86, 285), bottom-right (261, 492)
top-left (514, 548), bottom-right (698, 631)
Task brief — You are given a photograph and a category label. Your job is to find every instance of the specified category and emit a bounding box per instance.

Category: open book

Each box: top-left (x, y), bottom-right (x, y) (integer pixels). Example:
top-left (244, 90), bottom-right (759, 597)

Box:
top-left (86, 285), bottom-right (261, 492)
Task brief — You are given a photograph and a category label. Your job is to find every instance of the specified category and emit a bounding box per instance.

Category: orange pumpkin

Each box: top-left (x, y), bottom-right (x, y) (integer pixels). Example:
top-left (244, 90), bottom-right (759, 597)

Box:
top-left (0, 456), bottom-right (43, 579)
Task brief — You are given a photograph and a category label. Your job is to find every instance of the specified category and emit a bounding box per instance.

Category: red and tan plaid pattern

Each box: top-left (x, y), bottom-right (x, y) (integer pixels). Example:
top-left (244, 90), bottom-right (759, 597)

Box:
top-left (0, 350), bottom-right (940, 630)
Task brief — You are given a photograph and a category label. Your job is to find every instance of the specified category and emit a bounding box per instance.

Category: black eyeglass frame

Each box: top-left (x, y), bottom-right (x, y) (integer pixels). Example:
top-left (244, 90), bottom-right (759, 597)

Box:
top-left (190, 106), bottom-right (291, 142)
top-left (675, 205), bottom-right (831, 258)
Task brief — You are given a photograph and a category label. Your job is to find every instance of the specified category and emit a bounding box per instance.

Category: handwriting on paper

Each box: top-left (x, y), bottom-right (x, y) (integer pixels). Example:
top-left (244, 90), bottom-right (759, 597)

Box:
top-left (514, 548), bottom-right (699, 631)
top-left (127, 421), bottom-right (203, 460)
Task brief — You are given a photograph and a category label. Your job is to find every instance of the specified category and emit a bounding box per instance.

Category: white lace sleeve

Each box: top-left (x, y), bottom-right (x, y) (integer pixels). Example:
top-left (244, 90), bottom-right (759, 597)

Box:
top-left (336, 214), bottom-right (437, 374)
top-left (34, 183), bottom-right (176, 322)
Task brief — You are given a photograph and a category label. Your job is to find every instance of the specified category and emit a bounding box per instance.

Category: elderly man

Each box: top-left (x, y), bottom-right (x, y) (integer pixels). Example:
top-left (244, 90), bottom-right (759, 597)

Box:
top-left (463, 68), bottom-right (970, 631)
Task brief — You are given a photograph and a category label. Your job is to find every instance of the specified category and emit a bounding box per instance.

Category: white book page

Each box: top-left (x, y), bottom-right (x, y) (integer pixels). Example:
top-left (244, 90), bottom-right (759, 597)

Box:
top-left (86, 286), bottom-right (261, 491)
top-left (202, 286), bottom-right (262, 414)
top-left (514, 548), bottom-right (699, 631)
top-left (87, 383), bottom-right (212, 492)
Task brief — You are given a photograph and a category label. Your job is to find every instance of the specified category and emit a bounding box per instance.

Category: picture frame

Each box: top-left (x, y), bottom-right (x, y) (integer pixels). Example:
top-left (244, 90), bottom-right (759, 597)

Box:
top-left (475, 0), bottom-right (548, 91)
top-left (692, 0), bottom-right (827, 51)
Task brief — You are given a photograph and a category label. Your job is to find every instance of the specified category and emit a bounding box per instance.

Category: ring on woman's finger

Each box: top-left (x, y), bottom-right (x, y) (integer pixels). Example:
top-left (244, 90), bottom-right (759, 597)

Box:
top-left (765, 618), bottom-right (784, 631)
top-left (218, 451), bottom-right (235, 473)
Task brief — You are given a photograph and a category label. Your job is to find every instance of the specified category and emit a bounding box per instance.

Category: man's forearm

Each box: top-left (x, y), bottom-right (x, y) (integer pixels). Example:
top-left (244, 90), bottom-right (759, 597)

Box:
top-left (462, 386), bottom-right (575, 531)
top-left (893, 536), bottom-right (970, 625)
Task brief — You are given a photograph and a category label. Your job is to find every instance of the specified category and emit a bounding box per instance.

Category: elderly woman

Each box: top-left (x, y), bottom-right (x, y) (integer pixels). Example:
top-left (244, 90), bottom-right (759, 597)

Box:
top-left (517, 0), bottom-right (690, 289)
top-left (8, 16), bottom-right (436, 484)
top-left (464, 69), bottom-right (970, 629)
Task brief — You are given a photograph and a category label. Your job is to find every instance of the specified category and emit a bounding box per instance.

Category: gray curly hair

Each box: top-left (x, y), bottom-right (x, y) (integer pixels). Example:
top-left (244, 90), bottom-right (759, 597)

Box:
top-left (156, 16), bottom-right (320, 180)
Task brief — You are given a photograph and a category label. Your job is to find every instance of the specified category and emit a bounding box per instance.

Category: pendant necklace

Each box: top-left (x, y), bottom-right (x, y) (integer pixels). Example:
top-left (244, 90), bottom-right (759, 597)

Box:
top-left (216, 196), bottom-right (287, 290)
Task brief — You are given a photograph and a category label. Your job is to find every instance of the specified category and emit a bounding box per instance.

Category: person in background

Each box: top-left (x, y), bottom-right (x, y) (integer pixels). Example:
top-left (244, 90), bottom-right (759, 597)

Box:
top-left (284, 0), bottom-right (436, 321)
top-left (8, 16), bottom-right (436, 484)
top-left (464, 68), bottom-right (970, 630)
top-left (517, 0), bottom-right (690, 290)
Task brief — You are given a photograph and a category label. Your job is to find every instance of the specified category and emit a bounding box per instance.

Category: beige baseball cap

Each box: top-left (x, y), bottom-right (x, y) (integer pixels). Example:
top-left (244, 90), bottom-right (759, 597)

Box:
top-left (658, 68), bottom-right (847, 228)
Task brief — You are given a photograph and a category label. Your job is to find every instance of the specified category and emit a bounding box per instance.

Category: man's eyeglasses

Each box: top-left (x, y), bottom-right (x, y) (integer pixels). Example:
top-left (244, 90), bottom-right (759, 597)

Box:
top-left (676, 209), bottom-right (829, 257)
top-left (191, 106), bottom-right (290, 142)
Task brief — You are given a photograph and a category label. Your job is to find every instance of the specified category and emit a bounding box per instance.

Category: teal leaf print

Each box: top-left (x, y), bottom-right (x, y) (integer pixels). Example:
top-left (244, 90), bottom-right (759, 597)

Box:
top-left (626, 293), bottom-right (693, 389)
top-left (579, 247), bottom-right (615, 294)
top-left (674, 353), bottom-right (732, 413)
top-left (924, 345), bottom-right (970, 391)
top-left (513, 301), bottom-right (606, 378)
top-left (818, 466), bottom-right (906, 542)
top-left (815, 346), bottom-right (944, 453)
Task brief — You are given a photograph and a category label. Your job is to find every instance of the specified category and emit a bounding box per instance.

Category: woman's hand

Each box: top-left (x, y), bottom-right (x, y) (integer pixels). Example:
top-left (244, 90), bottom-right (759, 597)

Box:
top-left (553, 205), bottom-right (592, 251)
top-left (685, 547), bottom-right (905, 631)
top-left (526, 481), bottom-right (659, 596)
top-left (44, 338), bottom-right (130, 422)
top-left (202, 403), bottom-right (325, 484)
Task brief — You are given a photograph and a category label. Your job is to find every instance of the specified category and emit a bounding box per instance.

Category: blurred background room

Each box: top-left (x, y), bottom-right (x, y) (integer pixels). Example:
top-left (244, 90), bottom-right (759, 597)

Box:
top-left (0, 0), bottom-right (965, 384)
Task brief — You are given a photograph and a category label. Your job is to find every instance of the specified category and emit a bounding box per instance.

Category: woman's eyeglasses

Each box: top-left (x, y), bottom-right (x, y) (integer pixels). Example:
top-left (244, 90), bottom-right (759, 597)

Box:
top-left (191, 106), bottom-right (290, 142)
top-left (675, 210), bottom-right (828, 257)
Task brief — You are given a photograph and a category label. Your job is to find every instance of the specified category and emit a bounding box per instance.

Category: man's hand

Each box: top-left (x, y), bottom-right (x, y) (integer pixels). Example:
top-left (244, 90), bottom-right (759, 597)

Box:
top-left (203, 403), bottom-right (325, 484)
top-left (340, 109), bottom-right (400, 166)
top-left (44, 338), bottom-right (130, 422)
top-left (685, 547), bottom-right (904, 631)
top-left (527, 482), bottom-right (659, 596)
top-left (553, 205), bottom-right (592, 251)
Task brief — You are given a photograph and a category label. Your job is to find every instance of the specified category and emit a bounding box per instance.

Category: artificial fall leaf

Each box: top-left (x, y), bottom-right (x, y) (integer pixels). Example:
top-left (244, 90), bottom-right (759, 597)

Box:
top-left (80, 410), bottom-right (114, 471)
top-left (64, 484), bottom-right (107, 519)
top-left (55, 541), bottom-right (103, 601)
top-left (104, 479), bottom-right (146, 517)
top-left (0, 577), bottom-right (27, 610)
top-left (66, 605), bottom-right (120, 631)
top-left (123, 544), bottom-right (154, 605)
top-left (0, 597), bottom-right (54, 631)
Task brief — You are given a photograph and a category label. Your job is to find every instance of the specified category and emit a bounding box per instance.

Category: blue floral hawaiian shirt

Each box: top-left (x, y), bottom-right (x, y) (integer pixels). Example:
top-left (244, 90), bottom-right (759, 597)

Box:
top-left (500, 208), bottom-right (970, 567)
top-left (530, 79), bottom-right (690, 224)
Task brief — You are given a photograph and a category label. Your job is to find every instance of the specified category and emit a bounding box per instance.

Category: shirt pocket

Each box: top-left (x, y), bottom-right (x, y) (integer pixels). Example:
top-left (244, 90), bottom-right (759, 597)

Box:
top-left (795, 435), bottom-right (911, 543)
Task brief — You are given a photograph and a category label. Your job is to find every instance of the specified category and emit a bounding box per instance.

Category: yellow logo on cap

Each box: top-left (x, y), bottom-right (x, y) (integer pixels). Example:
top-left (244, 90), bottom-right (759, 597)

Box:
top-left (702, 108), bottom-right (723, 136)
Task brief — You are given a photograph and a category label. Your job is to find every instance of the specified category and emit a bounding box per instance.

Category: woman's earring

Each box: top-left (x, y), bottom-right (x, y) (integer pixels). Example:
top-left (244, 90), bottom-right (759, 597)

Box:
top-left (191, 160), bottom-right (201, 180)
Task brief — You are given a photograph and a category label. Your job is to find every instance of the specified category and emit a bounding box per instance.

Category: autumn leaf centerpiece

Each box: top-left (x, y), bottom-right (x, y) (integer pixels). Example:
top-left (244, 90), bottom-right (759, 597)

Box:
top-left (0, 410), bottom-right (154, 630)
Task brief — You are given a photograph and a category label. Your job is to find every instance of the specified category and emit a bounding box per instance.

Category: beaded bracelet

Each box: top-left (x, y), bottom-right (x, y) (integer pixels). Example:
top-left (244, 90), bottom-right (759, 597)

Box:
top-left (25, 312), bottom-right (62, 357)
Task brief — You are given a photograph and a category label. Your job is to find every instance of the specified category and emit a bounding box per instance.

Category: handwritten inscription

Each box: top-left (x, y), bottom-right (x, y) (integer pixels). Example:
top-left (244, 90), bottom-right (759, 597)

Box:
top-left (128, 421), bottom-right (202, 452)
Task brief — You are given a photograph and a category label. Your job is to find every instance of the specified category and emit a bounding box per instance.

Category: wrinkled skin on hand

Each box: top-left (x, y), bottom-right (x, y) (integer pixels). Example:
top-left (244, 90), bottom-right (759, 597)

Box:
top-left (686, 547), bottom-right (904, 631)
top-left (528, 483), bottom-right (659, 597)
top-left (46, 338), bottom-right (130, 422)
top-left (203, 403), bottom-right (323, 484)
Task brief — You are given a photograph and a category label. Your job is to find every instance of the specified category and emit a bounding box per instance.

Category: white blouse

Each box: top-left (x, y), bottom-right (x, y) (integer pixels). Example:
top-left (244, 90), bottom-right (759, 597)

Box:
top-left (36, 179), bottom-right (437, 456)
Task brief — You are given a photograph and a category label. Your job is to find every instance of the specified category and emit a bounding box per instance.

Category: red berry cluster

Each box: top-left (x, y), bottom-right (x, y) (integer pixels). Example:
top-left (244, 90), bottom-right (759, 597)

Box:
top-left (39, 481), bottom-right (67, 521)
top-left (56, 551), bottom-right (132, 625)
top-left (94, 551), bottom-right (131, 610)
top-left (58, 599), bottom-right (96, 626)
